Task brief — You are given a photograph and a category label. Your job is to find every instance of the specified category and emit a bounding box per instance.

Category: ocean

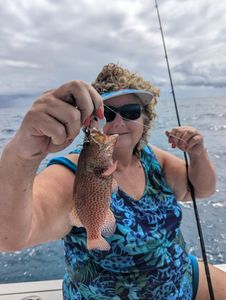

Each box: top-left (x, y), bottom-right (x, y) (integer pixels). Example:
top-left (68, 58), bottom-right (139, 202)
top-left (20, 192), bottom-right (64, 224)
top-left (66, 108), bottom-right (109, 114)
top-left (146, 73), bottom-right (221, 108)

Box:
top-left (0, 95), bottom-right (226, 283)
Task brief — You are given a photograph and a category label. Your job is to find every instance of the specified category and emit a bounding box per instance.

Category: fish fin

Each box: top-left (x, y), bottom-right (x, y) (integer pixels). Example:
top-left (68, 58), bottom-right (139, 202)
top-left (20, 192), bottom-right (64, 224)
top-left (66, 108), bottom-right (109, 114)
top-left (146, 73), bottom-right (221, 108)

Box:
top-left (112, 178), bottom-right (118, 194)
top-left (87, 236), bottom-right (110, 251)
top-left (101, 209), bottom-right (116, 237)
top-left (69, 207), bottom-right (83, 227)
top-left (102, 161), bottom-right (117, 177)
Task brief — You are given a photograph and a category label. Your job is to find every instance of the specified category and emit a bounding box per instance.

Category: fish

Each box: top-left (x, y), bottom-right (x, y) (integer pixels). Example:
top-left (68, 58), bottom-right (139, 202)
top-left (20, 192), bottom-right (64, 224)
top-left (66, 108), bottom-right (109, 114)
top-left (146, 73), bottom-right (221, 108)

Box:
top-left (69, 128), bottom-right (118, 251)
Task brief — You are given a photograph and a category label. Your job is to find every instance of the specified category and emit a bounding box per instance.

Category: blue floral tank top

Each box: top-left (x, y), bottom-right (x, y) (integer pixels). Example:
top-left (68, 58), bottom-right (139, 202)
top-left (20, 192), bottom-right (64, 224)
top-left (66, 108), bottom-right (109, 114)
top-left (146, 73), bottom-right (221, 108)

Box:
top-left (48, 145), bottom-right (193, 299)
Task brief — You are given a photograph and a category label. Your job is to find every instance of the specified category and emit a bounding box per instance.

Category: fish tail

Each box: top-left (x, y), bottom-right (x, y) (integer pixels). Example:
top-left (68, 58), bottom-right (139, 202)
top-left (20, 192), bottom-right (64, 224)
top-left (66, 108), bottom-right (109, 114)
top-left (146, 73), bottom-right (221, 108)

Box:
top-left (87, 236), bottom-right (110, 251)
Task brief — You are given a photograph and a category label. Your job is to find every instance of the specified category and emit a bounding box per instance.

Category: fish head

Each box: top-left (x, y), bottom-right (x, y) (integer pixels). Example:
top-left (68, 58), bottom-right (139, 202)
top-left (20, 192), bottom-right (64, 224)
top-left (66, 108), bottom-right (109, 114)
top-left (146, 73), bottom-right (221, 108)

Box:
top-left (90, 128), bottom-right (118, 157)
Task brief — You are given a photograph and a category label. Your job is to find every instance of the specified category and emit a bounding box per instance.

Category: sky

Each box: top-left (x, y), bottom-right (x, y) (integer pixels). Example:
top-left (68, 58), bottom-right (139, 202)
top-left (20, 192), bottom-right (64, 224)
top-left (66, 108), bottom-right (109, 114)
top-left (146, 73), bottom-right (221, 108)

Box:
top-left (0, 0), bottom-right (226, 104)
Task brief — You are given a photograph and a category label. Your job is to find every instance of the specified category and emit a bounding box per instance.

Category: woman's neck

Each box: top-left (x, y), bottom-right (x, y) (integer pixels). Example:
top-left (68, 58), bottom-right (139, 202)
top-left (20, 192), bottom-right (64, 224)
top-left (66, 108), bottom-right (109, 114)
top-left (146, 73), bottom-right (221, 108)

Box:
top-left (113, 149), bottom-right (139, 172)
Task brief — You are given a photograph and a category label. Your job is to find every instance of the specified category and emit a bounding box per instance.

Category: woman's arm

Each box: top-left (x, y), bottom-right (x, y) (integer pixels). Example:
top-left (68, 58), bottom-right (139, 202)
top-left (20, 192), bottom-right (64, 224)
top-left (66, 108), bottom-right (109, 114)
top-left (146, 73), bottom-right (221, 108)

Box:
top-left (0, 81), bottom-right (103, 251)
top-left (0, 148), bottom-right (76, 251)
top-left (152, 126), bottom-right (216, 201)
top-left (187, 149), bottom-right (216, 198)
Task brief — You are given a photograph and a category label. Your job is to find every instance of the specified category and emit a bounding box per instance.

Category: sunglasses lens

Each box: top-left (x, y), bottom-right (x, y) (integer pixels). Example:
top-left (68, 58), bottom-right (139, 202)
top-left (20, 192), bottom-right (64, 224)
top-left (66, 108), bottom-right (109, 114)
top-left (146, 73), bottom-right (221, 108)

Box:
top-left (104, 107), bottom-right (116, 122)
top-left (121, 104), bottom-right (141, 120)
top-left (104, 104), bottom-right (142, 122)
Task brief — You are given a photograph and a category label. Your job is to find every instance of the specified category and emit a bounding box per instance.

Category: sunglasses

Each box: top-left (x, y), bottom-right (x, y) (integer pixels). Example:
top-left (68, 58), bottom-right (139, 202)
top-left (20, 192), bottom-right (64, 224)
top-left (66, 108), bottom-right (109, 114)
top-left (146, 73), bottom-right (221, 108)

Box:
top-left (104, 103), bottom-right (143, 123)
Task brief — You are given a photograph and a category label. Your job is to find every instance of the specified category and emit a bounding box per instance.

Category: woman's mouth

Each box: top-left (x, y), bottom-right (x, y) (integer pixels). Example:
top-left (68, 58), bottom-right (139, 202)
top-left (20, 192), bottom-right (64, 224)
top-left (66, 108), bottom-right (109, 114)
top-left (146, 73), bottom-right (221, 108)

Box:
top-left (110, 132), bottom-right (128, 136)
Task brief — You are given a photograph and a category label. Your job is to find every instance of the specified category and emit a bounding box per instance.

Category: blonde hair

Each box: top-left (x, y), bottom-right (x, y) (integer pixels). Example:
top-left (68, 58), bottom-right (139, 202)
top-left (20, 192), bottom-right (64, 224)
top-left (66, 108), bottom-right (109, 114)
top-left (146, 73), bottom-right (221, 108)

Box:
top-left (92, 63), bottom-right (160, 157)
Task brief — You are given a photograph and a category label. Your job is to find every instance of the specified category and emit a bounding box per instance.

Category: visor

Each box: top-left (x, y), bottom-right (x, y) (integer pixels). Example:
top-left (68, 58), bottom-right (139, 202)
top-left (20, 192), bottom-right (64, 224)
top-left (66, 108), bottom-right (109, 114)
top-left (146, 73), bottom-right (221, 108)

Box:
top-left (101, 89), bottom-right (154, 106)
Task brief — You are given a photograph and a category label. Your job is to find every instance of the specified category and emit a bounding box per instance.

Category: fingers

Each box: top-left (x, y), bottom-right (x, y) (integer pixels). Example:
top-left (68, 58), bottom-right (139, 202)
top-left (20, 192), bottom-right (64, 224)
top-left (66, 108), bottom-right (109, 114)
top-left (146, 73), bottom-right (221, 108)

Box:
top-left (17, 80), bottom-right (105, 159)
top-left (89, 86), bottom-right (105, 119)
top-left (39, 95), bottom-right (81, 141)
top-left (166, 126), bottom-right (204, 155)
top-left (52, 80), bottom-right (104, 126)
top-left (30, 94), bottom-right (81, 143)
top-left (31, 112), bottom-right (68, 145)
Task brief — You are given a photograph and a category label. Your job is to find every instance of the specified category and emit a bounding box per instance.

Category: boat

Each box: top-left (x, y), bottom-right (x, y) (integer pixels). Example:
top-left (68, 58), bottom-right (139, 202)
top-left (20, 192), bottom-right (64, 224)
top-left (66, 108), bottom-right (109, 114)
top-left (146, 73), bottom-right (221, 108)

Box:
top-left (0, 264), bottom-right (225, 300)
top-left (0, 279), bottom-right (62, 300)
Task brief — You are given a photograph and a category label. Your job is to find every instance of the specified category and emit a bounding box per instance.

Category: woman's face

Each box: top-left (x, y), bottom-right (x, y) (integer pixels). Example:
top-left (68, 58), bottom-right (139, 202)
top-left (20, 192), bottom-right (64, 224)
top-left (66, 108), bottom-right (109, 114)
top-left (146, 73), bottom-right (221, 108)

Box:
top-left (103, 95), bottom-right (144, 152)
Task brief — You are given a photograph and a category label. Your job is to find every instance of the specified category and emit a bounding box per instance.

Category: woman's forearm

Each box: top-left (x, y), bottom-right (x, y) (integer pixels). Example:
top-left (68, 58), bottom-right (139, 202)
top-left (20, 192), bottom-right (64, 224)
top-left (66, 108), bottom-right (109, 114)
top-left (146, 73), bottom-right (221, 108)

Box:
top-left (0, 140), bottom-right (40, 251)
top-left (188, 149), bottom-right (216, 198)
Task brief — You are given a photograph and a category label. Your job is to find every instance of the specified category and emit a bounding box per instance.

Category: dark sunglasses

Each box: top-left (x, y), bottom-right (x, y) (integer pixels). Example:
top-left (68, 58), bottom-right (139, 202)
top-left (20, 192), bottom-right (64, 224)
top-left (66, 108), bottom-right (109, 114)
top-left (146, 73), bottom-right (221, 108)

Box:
top-left (104, 103), bottom-right (143, 123)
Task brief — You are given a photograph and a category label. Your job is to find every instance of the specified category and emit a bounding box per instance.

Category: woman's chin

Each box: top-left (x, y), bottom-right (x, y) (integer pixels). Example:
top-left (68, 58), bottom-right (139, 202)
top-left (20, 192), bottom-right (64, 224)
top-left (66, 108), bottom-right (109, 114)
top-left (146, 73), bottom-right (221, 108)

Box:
top-left (114, 138), bottom-right (134, 151)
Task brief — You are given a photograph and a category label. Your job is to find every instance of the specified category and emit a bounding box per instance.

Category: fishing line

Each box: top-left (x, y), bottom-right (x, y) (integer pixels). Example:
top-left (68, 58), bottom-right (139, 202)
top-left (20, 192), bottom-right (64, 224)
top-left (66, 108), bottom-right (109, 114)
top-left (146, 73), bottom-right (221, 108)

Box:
top-left (103, 105), bottom-right (187, 143)
top-left (103, 105), bottom-right (187, 145)
top-left (154, 1), bottom-right (215, 299)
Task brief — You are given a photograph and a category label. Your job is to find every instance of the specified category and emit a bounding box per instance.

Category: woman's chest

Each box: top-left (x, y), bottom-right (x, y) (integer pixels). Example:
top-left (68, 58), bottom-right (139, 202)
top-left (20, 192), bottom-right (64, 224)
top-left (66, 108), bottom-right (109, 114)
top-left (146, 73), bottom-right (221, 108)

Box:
top-left (113, 163), bottom-right (146, 201)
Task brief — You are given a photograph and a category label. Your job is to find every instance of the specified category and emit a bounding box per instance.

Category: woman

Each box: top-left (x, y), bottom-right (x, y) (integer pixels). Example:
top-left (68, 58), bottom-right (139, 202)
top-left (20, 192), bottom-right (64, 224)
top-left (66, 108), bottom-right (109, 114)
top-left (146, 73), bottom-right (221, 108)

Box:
top-left (0, 63), bottom-right (225, 299)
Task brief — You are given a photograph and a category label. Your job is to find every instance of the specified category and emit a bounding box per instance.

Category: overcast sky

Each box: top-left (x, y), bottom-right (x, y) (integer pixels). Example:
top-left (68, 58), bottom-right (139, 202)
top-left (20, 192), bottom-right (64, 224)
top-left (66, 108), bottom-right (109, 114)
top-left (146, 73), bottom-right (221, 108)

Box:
top-left (1, 0), bottom-right (226, 101)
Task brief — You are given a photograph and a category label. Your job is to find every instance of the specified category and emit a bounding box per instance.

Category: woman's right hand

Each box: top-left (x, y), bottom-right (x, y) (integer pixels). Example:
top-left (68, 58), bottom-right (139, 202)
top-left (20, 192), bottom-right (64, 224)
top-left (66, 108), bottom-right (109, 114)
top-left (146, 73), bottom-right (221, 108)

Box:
top-left (11, 80), bottom-right (104, 160)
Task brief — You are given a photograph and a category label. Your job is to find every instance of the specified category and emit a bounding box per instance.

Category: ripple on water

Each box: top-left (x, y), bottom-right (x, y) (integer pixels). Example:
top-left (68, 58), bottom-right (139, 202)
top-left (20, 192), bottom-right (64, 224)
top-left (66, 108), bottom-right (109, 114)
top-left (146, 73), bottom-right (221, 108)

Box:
top-left (1, 128), bottom-right (15, 134)
top-left (212, 202), bottom-right (225, 208)
top-left (209, 125), bottom-right (226, 131)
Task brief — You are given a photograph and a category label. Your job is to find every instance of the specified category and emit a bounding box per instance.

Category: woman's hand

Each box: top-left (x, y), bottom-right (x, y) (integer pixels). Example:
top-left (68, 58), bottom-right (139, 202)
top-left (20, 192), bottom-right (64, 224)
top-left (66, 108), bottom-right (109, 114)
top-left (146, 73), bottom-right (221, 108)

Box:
top-left (166, 126), bottom-right (205, 156)
top-left (12, 80), bottom-right (104, 160)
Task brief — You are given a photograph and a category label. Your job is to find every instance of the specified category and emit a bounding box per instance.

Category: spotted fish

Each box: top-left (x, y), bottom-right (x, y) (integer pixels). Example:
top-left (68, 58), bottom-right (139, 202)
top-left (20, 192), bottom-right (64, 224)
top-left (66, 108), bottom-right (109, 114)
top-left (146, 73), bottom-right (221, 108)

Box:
top-left (69, 128), bottom-right (118, 251)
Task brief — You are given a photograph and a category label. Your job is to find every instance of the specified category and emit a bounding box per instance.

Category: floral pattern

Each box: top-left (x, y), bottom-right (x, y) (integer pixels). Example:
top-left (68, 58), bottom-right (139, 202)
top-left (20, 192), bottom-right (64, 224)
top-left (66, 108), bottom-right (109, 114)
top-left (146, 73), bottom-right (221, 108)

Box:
top-left (50, 145), bottom-right (193, 299)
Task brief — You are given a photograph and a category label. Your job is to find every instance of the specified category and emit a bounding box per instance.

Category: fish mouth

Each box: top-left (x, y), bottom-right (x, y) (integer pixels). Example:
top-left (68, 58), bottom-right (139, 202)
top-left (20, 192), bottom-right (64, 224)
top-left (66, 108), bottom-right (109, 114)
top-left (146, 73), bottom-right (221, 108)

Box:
top-left (90, 128), bottom-right (118, 145)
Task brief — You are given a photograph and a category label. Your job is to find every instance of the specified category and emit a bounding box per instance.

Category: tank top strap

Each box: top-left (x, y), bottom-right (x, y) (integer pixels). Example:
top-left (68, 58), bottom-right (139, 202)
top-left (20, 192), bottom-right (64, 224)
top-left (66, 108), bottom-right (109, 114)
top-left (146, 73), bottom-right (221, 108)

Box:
top-left (141, 145), bottom-right (173, 195)
top-left (47, 147), bottom-right (82, 174)
top-left (141, 144), bottom-right (164, 178)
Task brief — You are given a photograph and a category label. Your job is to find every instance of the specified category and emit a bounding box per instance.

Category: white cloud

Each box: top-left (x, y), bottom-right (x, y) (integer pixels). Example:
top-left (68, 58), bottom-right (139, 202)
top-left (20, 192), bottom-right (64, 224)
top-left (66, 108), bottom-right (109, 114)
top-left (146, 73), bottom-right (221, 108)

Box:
top-left (0, 59), bottom-right (41, 68)
top-left (0, 0), bottom-right (226, 98)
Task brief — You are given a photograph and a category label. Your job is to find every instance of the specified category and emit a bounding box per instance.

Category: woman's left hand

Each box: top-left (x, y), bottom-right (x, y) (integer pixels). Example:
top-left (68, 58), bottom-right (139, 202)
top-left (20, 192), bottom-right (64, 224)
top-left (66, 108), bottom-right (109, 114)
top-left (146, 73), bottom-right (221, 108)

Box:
top-left (166, 126), bottom-right (205, 156)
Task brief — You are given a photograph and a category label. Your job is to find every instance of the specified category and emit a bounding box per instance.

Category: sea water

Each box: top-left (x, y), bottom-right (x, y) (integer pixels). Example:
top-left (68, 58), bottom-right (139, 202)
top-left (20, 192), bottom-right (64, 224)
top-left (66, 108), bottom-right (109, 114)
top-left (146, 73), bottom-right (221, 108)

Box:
top-left (0, 95), bottom-right (225, 283)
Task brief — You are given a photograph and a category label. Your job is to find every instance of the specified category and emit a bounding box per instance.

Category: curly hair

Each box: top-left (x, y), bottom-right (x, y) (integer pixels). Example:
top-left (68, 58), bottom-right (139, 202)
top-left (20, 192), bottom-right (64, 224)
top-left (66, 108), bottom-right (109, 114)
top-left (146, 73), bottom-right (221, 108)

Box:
top-left (92, 63), bottom-right (160, 157)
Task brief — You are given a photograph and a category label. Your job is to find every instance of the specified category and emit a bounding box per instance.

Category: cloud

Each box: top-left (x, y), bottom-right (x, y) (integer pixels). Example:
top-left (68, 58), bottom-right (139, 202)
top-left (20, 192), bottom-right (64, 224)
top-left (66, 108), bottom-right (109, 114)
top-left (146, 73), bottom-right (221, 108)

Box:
top-left (173, 60), bottom-right (226, 88)
top-left (0, 59), bottom-right (40, 68)
top-left (0, 0), bottom-right (226, 99)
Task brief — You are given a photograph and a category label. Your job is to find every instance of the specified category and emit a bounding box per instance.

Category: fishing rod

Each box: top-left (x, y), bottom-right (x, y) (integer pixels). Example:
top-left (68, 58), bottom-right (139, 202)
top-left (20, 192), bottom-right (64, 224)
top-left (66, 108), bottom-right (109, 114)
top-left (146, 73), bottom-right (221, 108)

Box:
top-left (154, 1), bottom-right (215, 299)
